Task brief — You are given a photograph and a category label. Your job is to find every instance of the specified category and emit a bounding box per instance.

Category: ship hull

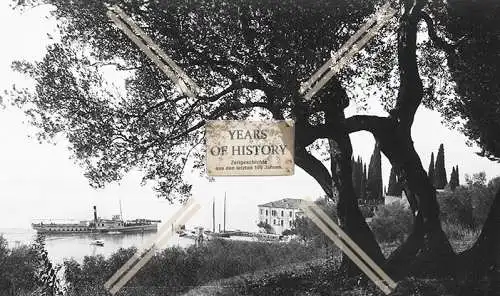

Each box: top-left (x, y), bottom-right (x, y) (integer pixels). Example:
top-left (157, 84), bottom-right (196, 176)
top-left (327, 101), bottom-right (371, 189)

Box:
top-left (32, 223), bottom-right (158, 235)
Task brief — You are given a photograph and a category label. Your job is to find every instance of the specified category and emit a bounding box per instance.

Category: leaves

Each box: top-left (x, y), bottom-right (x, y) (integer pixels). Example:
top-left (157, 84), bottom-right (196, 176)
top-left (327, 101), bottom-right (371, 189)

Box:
top-left (9, 0), bottom-right (388, 200)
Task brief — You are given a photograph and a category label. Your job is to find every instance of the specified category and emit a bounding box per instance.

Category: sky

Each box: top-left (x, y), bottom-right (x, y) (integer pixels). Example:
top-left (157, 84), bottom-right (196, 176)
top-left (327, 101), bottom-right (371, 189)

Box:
top-left (0, 3), bottom-right (499, 231)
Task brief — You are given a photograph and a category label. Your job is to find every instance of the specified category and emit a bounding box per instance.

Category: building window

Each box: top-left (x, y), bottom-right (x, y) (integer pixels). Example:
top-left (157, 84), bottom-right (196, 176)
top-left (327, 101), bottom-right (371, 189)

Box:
top-left (266, 209), bottom-right (268, 215)
top-left (266, 219), bottom-right (268, 224)
top-left (289, 211), bottom-right (292, 217)
top-left (281, 210), bottom-right (284, 217)
top-left (273, 219), bottom-right (276, 225)
top-left (280, 220), bottom-right (284, 226)
top-left (260, 209), bottom-right (263, 215)
top-left (289, 221), bottom-right (292, 227)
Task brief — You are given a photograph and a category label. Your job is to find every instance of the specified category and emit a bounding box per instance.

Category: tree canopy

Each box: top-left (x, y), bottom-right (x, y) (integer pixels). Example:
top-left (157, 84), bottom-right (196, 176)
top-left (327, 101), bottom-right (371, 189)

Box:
top-left (429, 0), bottom-right (500, 161)
top-left (8, 0), bottom-right (500, 288)
top-left (10, 0), bottom-right (393, 201)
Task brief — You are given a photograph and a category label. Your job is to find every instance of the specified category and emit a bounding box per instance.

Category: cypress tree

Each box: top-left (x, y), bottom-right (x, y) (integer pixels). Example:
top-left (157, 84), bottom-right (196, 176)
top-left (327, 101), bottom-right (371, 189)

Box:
top-left (357, 156), bottom-right (363, 198)
top-left (387, 166), bottom-right (397, 196)
top-left (351, 157), bottom-right (357, 197)
top-left (428, 152), bottom-right (435, 186)
top-left (352, 156), bottom-right (362, 198)
top-left (367, 142), bottom-right (383, 201)
top-left (434, 144), bottom-right (448, 189)
top-left (387, 166), bottom-right (403, 197)
top-left (449, 167), bottom-right (458, 190)
top-left (360, 164), bottom-right (367, 200)
top-left (455, 165), bottom-right (460, 187)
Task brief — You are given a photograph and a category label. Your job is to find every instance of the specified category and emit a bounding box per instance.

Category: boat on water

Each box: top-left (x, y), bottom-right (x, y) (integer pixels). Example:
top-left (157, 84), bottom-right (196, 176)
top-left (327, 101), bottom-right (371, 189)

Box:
top-left (90, 239), bottom-right (104, 246)
top-left (32, 206), bottom-right (161, 235)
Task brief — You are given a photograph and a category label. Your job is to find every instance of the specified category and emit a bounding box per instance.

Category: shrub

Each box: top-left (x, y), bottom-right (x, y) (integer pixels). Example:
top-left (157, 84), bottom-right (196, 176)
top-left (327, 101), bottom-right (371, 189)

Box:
top-left (370, 202), bottom-right (413, 243)
top-left (63, 239), bottom-right (325, 295)
top-left (438, 174), bottom-right (499, 230)
top-left (438, 187), bottom-right (475, 228)
top-left (257, 221), bottom-right (274, 234)
top-left (294, 197), bottom-right (337, 241)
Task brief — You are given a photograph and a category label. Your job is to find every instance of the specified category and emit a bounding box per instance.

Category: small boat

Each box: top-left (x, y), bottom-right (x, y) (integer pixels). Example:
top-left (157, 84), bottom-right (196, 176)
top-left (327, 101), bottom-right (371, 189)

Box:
top-left (91, 240), bottom-right (104, 246)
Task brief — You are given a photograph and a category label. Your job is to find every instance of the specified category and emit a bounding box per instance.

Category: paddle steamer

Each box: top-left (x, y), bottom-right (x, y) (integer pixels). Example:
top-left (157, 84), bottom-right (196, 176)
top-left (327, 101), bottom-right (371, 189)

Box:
top-left (32, 206), bottom-right (160, 234)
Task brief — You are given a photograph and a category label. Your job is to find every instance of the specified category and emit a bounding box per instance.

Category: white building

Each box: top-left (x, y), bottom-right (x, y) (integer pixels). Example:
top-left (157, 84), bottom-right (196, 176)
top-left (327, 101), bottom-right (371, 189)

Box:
top-left (257, 198), bottom-right (303, 234)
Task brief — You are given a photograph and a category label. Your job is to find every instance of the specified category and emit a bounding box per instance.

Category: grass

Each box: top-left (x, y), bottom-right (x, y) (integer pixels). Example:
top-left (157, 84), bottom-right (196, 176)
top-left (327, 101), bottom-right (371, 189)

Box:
top-left (442, 222), bottom-right (481, 253)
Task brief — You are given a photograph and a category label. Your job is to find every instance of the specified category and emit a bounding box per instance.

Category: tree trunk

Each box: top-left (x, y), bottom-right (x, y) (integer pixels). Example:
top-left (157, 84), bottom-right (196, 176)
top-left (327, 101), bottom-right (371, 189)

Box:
top-left (374, 121), bottom-right (455, 278)
top-left (457, 187), bottom-right (500, 292)
top-left (331, 125), bottom-right (385, 275)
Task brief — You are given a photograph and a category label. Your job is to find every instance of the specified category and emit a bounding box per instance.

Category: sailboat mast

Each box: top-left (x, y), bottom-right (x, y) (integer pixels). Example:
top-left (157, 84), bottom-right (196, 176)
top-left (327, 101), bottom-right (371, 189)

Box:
top-left (223, 192), bottom-right (226, 232)
top-left (119, 199), bottom-right (124, 220)
top-left (212, 197), bottom-right (215, 233)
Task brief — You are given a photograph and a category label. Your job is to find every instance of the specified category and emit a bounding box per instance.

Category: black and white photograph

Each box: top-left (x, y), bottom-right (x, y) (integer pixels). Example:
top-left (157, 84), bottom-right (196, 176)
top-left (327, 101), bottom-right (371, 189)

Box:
top-left (0, 0), bottom-right (499, 295)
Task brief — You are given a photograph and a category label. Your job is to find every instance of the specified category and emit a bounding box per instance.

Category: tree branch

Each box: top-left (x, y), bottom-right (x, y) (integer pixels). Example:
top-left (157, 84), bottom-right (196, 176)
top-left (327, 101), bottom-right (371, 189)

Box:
top-left (420, 11), bottom-right (464, 55)
top-left (167, 100), bottom-right (271, 142)
top-left (345, 115), bottom-right (390, 135)
top-left (295, 148), bottom-right (334, 199)
top-left (391, 0), bottom-right (425, 129)
top-left (202, 82), bottom-right (240, 102)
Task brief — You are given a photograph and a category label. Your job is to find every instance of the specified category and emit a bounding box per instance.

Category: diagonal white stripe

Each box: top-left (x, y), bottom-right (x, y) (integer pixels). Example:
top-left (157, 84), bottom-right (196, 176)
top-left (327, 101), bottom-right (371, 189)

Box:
top-left (304, 200), bottom-right (397, 289)
top-left (109, 6), bottom-right (201, 95)
top-left (300, 199), bottom-right (397, 294)
top-left (300, 2), bottom-right (396, 100)
top-left (301, 205), bottom-right (392, 294)
top-left (108, 203), bottom-right (201, 295)
top-left (104, 198), bottom-right (197, 290)
top-left (303, 8), bottom-right (396, 101)
top-left (107, 8), bottom-right (198, 98)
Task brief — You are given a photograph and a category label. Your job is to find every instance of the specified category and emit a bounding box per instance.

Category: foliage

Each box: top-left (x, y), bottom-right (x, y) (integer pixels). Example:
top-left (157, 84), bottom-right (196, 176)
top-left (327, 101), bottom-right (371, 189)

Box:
top-left (8, 0), bottom-right (392, 201)
top-left (63, 239), bottom-right (324, 295)
top-left (366, 142), bottom-right (383, 201)
top-left (434, 144), bottom-right (447, 189)
top-left (438, 173), bottom-right (500, 229)
top-left (438, 187), bottom-right (474, 228)
top-left (293, 197), bottom-right (338, 250)
top-left (8, 0), bottom-right (500, 283)
top-left (370, 202), bottom-right (413, 243)
top-left (257, 221), bottom-right (274, 234)
top-left (429, 1), bottom-right (500, 160)
top-left (31, 234), bottom-right (66, 296)
top-left (0, 235), bottom-right (43, 295)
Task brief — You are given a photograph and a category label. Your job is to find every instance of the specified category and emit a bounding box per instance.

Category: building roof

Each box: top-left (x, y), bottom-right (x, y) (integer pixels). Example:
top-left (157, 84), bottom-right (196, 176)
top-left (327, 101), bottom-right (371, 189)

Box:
top-left (258, 198), bottom-right (304, 209)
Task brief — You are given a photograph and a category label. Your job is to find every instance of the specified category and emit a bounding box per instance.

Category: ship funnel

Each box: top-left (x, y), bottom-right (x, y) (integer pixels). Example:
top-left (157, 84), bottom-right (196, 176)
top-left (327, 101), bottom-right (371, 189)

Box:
top-left (93, 206), bottom-right (98, 224)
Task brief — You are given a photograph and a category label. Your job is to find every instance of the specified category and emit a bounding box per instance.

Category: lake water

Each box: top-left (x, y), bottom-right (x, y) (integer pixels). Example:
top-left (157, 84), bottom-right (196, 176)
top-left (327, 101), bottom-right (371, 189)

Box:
top-left (0, 228), bottom-right (195, 264)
